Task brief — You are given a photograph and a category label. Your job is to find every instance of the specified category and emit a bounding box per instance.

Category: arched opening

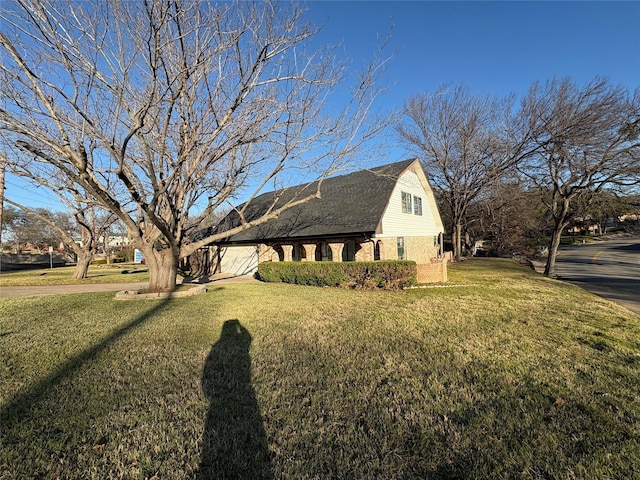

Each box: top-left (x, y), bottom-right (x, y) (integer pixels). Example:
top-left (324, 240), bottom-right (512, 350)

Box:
top-left (374, 240), bottom-right (383, 261)
top-left (342, 240), bottom-right (356, 262)
top-left (273, 245), bottom-right (284, 262)
top-left (292, 243), bottom-right (305, 262)
top-left (316, 242), bottom-right (332, 261)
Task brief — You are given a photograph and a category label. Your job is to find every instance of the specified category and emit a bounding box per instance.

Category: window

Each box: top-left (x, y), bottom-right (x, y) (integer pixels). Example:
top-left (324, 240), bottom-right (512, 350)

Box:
top-left (397, 237), bottom-right (405, 260)
top-left (413, 196), bottom-right (423, 216)
top-left (401, 191), bottom-right (412, 214)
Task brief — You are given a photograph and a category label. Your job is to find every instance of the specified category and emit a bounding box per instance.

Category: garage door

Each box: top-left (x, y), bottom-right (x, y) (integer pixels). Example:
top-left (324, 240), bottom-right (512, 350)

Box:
top-left (219, 246), bottom-right (258, 276)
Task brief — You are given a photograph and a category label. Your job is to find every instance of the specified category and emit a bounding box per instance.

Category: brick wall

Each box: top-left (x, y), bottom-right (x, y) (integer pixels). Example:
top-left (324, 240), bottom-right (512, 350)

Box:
top-left (416, 258), bottom-right (448, 283)
top-left (375, 235), bottom-right (438, 263)
top-left (404, 236), bottom-right (439, 264)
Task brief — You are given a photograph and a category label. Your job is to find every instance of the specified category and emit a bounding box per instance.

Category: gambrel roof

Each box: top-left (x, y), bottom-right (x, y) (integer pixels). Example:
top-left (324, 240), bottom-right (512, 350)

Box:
top-left (212, 158), bottom-right (424, 243)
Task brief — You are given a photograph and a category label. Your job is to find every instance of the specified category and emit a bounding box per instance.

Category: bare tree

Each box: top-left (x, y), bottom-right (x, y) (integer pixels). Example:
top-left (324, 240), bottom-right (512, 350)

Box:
top-left (466, 181), bottom-right (549, 257)
top-left (4, 158), bottom-right (120, 277)
top-left (569, 189), bottom-right (629, 235)
top-left (517, 77), bottom-right (640, 277)
top-left (397, 85), bottom-right (533, 260)
top-left (0, 0), bottom-right (388, 291)
top-left (4, 199), bottom-right (115, 278)
top-left (1, 205), bottom-right (68, 251)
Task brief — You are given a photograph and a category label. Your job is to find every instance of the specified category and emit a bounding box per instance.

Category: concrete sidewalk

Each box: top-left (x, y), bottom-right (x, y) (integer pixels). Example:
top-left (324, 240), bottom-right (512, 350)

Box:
top-left (0, 282), bottom-right (150, 298)
top-left (0, 274), bottom-right (259, 298)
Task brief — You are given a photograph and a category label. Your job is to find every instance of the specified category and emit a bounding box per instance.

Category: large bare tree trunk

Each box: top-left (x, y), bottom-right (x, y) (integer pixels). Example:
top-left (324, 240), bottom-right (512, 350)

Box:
top-left (144, 248), bottom-right (179, 293)
top-left (73, 251), bottom-right (93, 279)
top-left (544, 227), bottom-right (563, 277)
top-left (454, 222), bottom-right (463, 261)
top-left (544, 198), bottom-right (571, 277)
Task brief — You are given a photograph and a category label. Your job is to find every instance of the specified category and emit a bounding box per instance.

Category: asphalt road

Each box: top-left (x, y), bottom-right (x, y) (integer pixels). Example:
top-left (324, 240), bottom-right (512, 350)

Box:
top-left (553, 236), bottom-right (640, 314)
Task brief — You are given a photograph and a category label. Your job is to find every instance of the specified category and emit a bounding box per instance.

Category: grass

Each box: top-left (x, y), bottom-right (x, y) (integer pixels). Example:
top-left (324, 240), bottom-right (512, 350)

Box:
top-left (1, 259), bottom-right (639, 479)
top-left (0, 264), bottom-right (150, 286)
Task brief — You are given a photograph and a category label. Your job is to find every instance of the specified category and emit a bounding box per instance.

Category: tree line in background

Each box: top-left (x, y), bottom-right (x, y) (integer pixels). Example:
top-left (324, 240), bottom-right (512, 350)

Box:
top-left (0, 204), bottom-right (133, 278)
top-left (1, 0), bottom-right (638, 289)
top-left (398, 77), bottom-right (640, 276)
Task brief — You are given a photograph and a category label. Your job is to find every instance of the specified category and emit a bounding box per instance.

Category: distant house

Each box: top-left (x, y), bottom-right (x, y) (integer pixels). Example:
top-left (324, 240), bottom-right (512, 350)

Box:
top-left (203, 158), bottom-right (447, 283)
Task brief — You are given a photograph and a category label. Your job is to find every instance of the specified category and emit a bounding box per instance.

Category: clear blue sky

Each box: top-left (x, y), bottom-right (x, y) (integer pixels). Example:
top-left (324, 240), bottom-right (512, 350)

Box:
top-left (305, 1), bottom-right (639, 105)
top-left (6, 1), bottom-right (639, 210)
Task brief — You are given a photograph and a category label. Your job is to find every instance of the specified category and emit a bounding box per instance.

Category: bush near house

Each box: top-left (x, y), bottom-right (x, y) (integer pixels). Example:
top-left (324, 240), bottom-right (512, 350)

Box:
top-left (258, 260), bottom-right (417, 290)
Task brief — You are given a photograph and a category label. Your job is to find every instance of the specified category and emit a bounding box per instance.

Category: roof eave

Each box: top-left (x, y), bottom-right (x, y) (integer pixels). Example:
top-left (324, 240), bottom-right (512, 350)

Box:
top-left (216, 230), bottom-right (377, 246)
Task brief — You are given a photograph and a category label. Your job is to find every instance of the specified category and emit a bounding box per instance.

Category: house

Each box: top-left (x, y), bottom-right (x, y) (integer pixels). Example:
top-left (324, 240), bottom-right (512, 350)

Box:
top-left (204, 158), bottom-right (447, 283)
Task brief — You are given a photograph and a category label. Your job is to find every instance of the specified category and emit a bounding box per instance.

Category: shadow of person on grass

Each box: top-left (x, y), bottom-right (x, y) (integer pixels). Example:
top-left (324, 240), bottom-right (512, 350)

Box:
top-left (197, 319), bottom-right (272, 480)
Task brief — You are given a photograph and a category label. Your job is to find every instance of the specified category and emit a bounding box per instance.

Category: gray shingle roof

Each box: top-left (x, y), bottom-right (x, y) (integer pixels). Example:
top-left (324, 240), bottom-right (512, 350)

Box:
top-left (213, 158), bottom-right (417, 243)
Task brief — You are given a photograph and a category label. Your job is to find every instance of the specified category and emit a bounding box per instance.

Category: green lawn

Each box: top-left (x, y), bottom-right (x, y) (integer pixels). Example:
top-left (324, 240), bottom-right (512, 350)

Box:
top-left (1, 259), bottom-right (639, 479)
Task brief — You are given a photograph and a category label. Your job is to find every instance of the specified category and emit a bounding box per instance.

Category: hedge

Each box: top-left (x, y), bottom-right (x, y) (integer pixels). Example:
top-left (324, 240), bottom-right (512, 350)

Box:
top-left (90, 258), bottom-right (127, 265)
top-left (257, 261), bottom-right (417, 290)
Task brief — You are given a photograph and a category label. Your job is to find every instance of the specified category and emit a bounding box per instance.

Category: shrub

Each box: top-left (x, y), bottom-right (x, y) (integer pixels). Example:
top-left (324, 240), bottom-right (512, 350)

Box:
top-left (90, 257), bottom-right (127, 265)
top-left (257, 261), bottom-right (416, 290)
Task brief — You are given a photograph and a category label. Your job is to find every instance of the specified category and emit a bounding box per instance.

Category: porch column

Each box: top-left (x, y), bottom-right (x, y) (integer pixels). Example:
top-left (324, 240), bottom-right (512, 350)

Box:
top-left (281, 244), bottom-right (294, 262)
top-left (328, 242), bottom-right (344, 262)
top-left (302, 244), bottom-right (317, 261)
top-left (257, 244), bottom-right (273, 263)
top-left (355, 241), bottom-right (374, 262)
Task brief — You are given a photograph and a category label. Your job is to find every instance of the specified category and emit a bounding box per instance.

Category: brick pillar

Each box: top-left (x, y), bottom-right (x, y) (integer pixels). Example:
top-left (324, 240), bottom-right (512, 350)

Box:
top-left (302, 244), bottom-right (317, 261)
top-left (258, 244), bottom-right (276, 263)
top-left (281, 244), bottom-right (293, 262)
top-left (328, 242), bottom-right (344, 262)
top-left (355, 241), bottom-right (374, 262)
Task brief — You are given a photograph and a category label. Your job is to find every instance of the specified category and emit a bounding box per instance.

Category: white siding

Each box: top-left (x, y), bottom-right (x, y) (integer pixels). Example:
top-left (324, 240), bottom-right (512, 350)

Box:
top-left (219, 246), bottom-right (258, 276)
top-left (378, 169), bottom-right (442, 237)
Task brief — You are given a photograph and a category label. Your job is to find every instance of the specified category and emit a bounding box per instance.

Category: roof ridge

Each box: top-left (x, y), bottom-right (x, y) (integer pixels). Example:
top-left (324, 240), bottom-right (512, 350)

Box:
top-left (212, 158), bottom-right (423, 243)
top-left (340, 157), bottom-right (416, 174)
top-left (240, 158), bottom-right (418, 206)
top-left (276, 158), bottom-right (417, 193)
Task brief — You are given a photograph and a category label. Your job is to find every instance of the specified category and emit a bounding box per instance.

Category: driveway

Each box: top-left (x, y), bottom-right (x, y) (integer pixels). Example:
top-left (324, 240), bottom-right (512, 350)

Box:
top-left (0, 274), bottom-right (259, 299)
top-left (551, 235), bottom-right (640, 314)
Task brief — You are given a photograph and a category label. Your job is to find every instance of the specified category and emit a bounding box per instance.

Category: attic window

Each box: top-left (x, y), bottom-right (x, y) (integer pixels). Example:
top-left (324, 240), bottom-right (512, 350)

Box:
top-left (401, 191), bottom-right (412, 214)
top-left (413, 196), bottom-right (423, 216)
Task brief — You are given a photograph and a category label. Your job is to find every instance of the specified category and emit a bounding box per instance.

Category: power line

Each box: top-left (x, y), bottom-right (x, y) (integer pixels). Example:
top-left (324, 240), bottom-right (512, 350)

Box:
top-left (4, 180), bottom-right (68, 210)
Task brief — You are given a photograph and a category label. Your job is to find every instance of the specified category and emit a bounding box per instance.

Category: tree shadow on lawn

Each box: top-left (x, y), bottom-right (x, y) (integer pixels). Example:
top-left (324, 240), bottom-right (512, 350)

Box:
top-left (197, 319), bottom-right (273, 480)
top-left (0, 298), bottom-right (172, 432)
